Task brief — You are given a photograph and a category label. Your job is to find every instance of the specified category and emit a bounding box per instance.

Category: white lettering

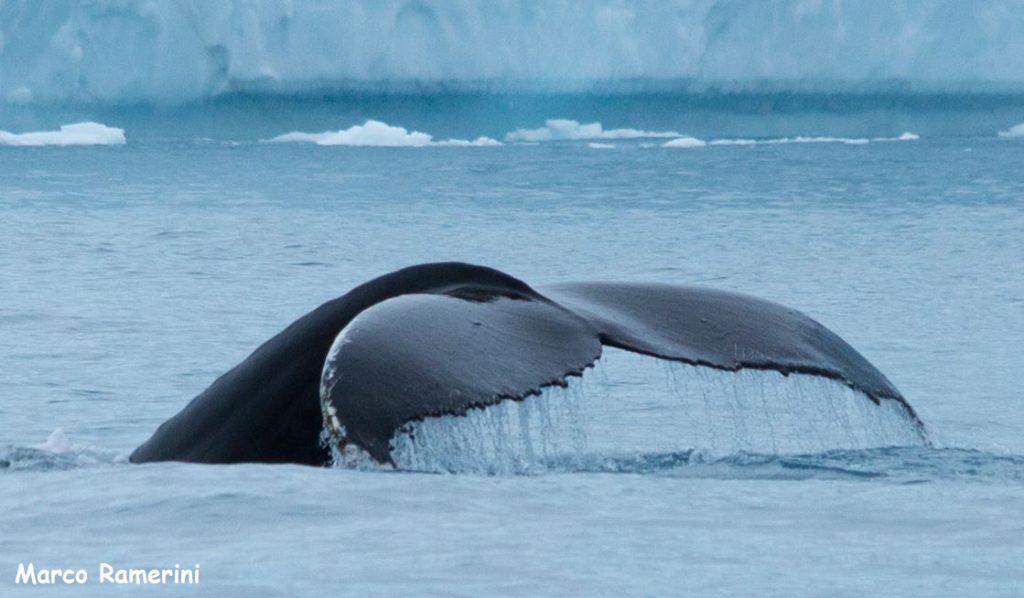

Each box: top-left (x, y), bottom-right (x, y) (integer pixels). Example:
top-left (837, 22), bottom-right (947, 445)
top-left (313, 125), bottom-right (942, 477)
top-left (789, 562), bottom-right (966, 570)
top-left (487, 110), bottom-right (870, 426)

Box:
top-left (17, 562), bottom-right (200, 585)
top-left (14, 564), bottom-right (87, 585)
top-left (99, 562), bottom-right (114, 583)
top-left (182, 565), bottom-right (199, 584)
top-left (15, 563), bottom-right (36, 584)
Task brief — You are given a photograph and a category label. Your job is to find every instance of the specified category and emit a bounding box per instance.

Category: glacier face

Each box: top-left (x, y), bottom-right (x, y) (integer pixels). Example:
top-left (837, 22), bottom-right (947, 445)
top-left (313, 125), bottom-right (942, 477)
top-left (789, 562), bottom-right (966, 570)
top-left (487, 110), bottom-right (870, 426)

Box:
top-left (2, 0), bottom-right (1024, 105)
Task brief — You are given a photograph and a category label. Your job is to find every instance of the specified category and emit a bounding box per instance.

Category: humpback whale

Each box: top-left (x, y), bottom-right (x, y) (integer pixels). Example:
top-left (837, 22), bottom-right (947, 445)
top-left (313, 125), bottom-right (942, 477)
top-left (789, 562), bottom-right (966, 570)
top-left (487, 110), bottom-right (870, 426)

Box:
top-left (130, 262), bottom-right (923, 466)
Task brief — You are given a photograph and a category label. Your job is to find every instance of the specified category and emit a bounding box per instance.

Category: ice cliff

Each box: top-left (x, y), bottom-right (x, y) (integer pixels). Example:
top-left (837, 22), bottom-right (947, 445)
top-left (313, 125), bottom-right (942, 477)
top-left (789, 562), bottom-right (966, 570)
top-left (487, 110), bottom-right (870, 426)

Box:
top-left (2, 0), bottom-right (1024, 105)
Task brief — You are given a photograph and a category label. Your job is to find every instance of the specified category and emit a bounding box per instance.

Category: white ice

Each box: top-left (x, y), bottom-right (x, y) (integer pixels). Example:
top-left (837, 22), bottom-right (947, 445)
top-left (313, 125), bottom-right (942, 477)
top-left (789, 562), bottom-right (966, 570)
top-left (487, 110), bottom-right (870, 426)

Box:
top-left (268, 120), bottom-right (500, 147)
top-left (506, 119), bottom-right (682, 142)
top-left (662, 136), bottom-right (708, 148)
top-left (702, 133), bottom-right (920, 147)
top-left (4, 1), bottom-right (1024, 104)
top-left (0, 122), bottom-right (126, 146)
top-left (998, 122), bottom-right (1024, 138)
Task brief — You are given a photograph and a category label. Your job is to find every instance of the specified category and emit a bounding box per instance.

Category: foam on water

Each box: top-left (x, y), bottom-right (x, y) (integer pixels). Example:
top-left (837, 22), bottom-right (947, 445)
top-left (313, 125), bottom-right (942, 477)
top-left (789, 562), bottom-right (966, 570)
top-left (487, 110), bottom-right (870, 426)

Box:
top-left (37, 428), bottom-right (72, 452)
top-left (386, 350), bottom-right (926, 475)
top-left (0, 429), bottom-right (121, 472)
top-left (0, 122), bottom-right (125, 146)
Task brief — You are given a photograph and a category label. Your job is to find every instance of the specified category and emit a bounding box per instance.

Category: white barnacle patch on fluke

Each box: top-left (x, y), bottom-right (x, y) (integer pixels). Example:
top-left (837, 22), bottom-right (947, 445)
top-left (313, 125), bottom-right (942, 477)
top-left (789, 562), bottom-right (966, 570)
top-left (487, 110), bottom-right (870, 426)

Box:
top-left (329, 441), bottom-right (388, 471)
top-left (320, 330), bottom-right (351, 450)
top-left (319, 319), bottom-right (394, 470)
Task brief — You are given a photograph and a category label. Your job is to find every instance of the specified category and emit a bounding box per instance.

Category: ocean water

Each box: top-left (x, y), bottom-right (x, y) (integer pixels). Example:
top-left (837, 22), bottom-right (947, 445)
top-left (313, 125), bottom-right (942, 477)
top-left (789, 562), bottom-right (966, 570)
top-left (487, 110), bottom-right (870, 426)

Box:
top-left (2, 99), bottom-right (1024, 596)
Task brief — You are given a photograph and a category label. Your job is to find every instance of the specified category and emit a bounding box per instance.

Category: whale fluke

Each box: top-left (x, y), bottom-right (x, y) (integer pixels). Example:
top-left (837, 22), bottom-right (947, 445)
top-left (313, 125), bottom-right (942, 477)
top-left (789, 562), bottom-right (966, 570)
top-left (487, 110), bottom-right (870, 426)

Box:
top-left (319, 293), bottom-right (601, 463)
top-left (130, 262), bottom-right (922, 466)
top-left (542, 282), bottom-right (907, 404)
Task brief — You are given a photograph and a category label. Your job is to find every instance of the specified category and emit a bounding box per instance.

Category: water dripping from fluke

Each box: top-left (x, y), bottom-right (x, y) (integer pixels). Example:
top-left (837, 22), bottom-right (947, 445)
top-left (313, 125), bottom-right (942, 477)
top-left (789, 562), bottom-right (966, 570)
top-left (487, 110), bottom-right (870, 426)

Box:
top-left (376, 350), bottom-right (928, 476)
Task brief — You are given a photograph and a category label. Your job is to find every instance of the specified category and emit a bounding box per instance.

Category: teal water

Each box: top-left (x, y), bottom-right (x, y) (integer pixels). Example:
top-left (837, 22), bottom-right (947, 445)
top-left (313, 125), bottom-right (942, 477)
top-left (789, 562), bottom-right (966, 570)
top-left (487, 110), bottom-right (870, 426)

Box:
top-left (2, 105), bottom-right (1023, 595)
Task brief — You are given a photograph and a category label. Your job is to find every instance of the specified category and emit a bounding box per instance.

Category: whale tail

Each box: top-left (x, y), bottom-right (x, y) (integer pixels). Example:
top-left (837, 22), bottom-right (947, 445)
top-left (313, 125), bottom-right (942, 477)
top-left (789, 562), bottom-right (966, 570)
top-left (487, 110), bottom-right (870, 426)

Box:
top-left (131, 263), bottom-right (922, 466)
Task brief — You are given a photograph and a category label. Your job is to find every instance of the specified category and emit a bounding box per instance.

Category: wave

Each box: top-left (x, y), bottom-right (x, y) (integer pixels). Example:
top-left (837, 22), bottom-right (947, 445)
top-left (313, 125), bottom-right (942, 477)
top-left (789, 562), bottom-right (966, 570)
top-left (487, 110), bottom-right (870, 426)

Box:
top-left (268, 120), bottom-right (500, 147)
top-left (7, 426), bottom-right (1022, 484)
top-left (5, 0), bottom-right (1024, 105)
top-left (9, 437), bottom-right (1021, 483)
top-left (553, 447), bottom-right (1024, 482)
top-left (0, 429), bottom-right (121, 472)
top-left (0, 122), bottom-right (125, 146)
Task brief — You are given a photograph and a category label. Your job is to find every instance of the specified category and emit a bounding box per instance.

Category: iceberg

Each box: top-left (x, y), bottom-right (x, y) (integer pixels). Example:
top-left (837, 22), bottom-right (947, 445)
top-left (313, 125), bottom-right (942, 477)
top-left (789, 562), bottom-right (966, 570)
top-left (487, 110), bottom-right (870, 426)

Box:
top-left (762, 136), bottom-right (869, 145)
top-left (0, 122), bottom-right (125, 146)
top-left (998, 123), bottom-right (1024, 138)
top-left (268, 120), bottom-right (499, 147)
top-left (875, 132), bottom-right (921, 142)
top-left (507, 119), bottom-right (681, 142)
top-left (702, 133), bottom-right (919, 146)
top-left (267, 121), bottom-right (922, 149)
top-left (662, 136), bottom-right (708, 148)
top-left (3, 0), bottom-right (1024, 105)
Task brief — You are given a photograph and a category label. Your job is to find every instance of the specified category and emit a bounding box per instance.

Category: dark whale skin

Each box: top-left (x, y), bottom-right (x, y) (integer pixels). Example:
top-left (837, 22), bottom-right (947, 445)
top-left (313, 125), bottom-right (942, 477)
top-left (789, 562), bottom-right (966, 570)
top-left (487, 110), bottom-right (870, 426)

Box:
top-left (130, 262), bottom-right (922, 466)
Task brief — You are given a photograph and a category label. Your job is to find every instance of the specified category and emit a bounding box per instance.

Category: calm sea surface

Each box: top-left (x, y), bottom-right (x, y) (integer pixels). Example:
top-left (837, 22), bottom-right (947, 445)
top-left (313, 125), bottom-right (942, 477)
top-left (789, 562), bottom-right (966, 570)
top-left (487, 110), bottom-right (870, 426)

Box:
top-left (2, 106), bottom-right (1023, 595)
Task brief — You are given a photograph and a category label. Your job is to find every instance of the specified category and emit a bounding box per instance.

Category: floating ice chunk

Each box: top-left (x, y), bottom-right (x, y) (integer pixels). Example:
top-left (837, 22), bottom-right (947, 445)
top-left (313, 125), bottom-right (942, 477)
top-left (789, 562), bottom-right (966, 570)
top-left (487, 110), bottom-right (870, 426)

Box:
top-left (713, 136), bottom-right (867, 146)
top-left (873, 132), bottom-right (920, 141)
top-left (506, 119), bottom-right (681, 142)
top-left (508, 119), bottom-right (600, 142)
top-left (0, 122), bottom-right (125, 146)
top-left (662, 136), bottom-right (707, 148)
top-left (708, 138), bottom-right (759, 146)
top-left (998, 123), bottom-right (1024, 138)
top-left (270, 120), bottom-right (432, 146)
top-left (774, 136), bottom-right (869, 145)
top-left (269, 120), bottom-right (499, 147)
top-left (434, 136), bottom-right (503, 147)
top-left (706, 132), bottom-right (918, 146)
